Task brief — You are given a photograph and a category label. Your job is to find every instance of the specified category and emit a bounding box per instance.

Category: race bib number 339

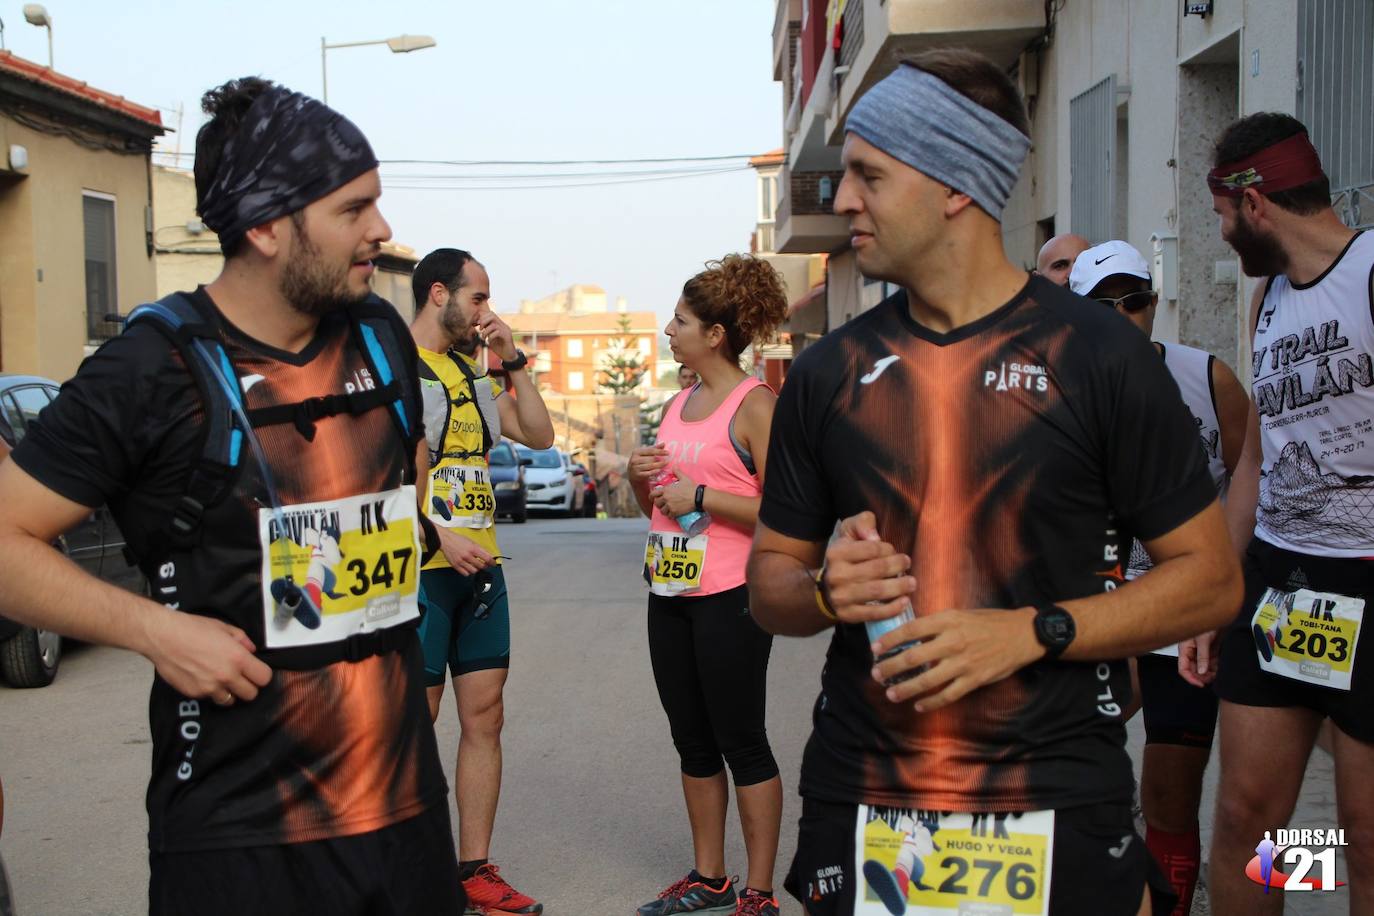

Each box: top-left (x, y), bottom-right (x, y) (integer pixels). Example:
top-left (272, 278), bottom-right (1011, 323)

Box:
top-left (855, 807), bottom-right (1054, 916)
top-left (428, 464), bottom-right (495, 529)
top-left (259, 486), bottom-right (421, 649)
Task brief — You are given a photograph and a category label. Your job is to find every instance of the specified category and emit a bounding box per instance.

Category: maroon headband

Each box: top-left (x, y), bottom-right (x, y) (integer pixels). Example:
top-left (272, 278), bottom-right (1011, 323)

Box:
top-left (1207, 131), bottom-right (1326, 197)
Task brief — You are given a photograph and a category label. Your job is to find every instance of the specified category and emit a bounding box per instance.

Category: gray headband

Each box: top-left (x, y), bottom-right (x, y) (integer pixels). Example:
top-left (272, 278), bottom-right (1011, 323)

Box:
top-left (845, 64), bottom-right (1030, 219)
top-left (198, 86), bottom-right (379, 252)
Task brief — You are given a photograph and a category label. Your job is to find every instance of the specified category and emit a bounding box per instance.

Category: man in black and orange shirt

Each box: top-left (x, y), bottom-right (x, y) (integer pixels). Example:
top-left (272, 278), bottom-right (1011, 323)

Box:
top-left (747, 50), bottom-right (1242, 916)
top-left (0, 79), bottom-right (463, 914)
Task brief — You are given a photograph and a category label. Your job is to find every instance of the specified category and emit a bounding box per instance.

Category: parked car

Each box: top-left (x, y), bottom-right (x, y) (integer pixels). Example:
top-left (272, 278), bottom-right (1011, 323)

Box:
top-left (488, 440), bottom-right (530, 523)
top-left (516, 446), bottom-right (585, 517)
top-left (0, 373), bottom-right (145, 688)
top-left (571, 462), bottom-right (598, 517)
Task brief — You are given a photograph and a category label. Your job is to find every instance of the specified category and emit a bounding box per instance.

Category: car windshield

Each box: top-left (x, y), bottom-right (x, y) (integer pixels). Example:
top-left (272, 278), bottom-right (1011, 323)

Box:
top-left (517, 447), bottom-right (563, 469)
top-left (489, 445), bottom-right (515, 467)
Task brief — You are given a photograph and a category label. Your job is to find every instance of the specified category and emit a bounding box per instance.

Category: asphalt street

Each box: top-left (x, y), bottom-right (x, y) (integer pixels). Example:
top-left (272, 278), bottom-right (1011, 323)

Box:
top-left (0, 517), bottom-right (1347, 914)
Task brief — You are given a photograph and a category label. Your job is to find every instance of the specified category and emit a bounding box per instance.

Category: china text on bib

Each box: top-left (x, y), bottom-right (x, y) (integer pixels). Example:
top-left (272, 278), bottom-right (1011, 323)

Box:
top-left (644, 530), bottom-right (709, 597)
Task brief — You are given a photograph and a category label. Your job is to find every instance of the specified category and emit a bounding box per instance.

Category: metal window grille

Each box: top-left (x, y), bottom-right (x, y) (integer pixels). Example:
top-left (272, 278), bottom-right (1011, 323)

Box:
top-left (840, 0), bottom-right (864, 71)
top-left (82, 194), bottom-right (118, 342)
top-left (1070, 75), bottom-right (1116, 243)
top-left (1298, 0), bottom-right (1374, 228)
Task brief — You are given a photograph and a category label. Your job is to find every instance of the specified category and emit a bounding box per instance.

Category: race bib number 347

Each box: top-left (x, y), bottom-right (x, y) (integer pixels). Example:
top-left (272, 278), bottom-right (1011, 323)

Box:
top-left (855, 807), bottom-right (1054, 916)
top-left (259, 486), bottom-right (421, 649)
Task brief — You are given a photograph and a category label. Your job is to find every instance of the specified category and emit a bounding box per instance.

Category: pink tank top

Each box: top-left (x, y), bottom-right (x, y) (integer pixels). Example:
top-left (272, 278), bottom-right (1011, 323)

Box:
top-left (648, 377), bottom-right (767, 597)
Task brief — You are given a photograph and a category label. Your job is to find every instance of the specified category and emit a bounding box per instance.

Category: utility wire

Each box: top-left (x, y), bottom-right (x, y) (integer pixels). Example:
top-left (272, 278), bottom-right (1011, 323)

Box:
top-left (383, 165), bottom-right (749, 192)
top-left (382, 164), bottom-right (748, 181)
top-left (150, 150), bottom-right (757, 167)
top-left (382, 154), bottom-right (754, 166)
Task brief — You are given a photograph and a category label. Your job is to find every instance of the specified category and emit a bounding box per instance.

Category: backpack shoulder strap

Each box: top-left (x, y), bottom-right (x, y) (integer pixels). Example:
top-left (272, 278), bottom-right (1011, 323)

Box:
top-left (346, 296), bottom-right (421, 481)
top-left (124, 292), bottom-right (244, 550)
top-left (448, 351), bottom-right (495, 454)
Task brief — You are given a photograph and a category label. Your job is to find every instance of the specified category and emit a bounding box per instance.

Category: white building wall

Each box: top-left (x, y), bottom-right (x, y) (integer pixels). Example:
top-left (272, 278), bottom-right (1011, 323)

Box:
top-left (1012, 0), bottom-right (1300, 376)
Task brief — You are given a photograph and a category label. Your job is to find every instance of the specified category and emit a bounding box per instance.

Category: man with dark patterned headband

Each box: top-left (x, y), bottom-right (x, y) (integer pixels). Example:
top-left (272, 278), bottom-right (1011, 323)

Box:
top-left (1200, 111), bottom-right (1374, 915)
top-left (0, 78), bottom-right (466, 914)
top-left (747, 48), bottom-right (1243, 916)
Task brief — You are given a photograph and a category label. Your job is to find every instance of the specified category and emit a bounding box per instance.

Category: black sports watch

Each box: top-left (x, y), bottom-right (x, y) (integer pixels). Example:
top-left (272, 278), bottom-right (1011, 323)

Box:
top-left (501, 349), bottom-right (529, 372)
top-left (1033, 604), bottom-right (1076, 659)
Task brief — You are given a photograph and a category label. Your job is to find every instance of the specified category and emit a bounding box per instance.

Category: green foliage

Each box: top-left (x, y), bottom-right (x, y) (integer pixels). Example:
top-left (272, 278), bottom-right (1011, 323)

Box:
top-left (598, 314), bottom-right (647, 395)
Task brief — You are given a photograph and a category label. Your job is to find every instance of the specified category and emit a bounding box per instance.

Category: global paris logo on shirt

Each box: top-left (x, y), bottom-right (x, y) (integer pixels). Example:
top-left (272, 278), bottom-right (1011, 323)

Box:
top-left (984, 361), bottom-right (1049, 393)
top-left (1246, 828), bottom-right (1350, 894)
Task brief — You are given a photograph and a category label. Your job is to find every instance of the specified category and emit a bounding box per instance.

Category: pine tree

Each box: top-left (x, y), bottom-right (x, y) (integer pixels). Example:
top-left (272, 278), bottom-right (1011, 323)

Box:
top-left (598, 315), bottom-right (647, 394)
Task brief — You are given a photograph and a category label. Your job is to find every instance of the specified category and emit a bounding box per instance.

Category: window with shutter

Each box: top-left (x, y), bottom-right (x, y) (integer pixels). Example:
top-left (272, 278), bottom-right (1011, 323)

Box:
top-left (1298, 0), bottom-right (1374, 229)
top-left (1069, 75), bottom-right (1116, 244)
top-left (82, 193), bottom-right (118, 342)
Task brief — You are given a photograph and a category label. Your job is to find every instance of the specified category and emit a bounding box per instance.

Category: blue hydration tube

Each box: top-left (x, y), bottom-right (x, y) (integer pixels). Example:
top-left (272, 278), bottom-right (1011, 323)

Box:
top-left (193, 339), bottom-right (299, 617)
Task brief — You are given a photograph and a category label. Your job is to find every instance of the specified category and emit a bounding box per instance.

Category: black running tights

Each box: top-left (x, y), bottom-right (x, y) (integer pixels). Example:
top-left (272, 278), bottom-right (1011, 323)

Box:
top-left (647, 584), bottom-right (779, 786)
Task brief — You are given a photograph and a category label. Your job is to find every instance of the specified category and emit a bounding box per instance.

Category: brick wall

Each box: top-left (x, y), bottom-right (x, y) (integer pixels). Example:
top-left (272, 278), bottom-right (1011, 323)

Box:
top-left (788, 169), bottom-right (846, 215)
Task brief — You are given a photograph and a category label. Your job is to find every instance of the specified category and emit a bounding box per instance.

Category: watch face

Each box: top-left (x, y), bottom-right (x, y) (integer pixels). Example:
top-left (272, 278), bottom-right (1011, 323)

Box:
top-left (1038, 608), bottom-right (1075, 647)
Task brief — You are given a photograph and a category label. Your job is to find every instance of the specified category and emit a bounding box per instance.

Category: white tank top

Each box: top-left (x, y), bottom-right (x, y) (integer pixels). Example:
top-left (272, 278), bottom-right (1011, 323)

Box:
top-left (1251, 230), bottom-right (1374, 557)
top-left (1127, 343), bottom-right (1228, 578)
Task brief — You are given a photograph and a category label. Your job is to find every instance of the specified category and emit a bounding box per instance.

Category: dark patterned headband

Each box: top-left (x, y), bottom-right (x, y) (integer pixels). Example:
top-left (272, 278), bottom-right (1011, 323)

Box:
top-left (197, 85), bottom-right (379, 251)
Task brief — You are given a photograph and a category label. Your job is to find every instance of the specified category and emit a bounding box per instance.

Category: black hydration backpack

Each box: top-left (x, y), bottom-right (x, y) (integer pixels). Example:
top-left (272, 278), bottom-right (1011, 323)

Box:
top-left (124, 291), bottom-right (421, 554)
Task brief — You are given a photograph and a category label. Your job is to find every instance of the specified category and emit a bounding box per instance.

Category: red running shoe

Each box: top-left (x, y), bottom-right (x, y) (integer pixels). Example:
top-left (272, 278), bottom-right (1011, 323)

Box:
top-left (462, 863), bottom-right (543, 915)
top-left (736, 888), bottom-right (779, 916)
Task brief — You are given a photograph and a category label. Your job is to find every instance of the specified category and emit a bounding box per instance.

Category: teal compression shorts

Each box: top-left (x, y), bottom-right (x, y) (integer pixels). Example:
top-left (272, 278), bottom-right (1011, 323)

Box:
top-left (417, 565), bottom-right (511, 685)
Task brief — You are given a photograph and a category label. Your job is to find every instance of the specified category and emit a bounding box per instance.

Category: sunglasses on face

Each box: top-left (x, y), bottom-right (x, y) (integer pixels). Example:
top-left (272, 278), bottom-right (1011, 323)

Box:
top-left (1095, 291), bottom-right (1155, 313)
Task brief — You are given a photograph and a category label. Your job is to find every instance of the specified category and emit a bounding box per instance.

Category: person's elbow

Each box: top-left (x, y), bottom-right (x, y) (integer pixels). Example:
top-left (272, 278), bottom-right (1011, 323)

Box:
top-left (1201, 545), bottom-right (1245, 631)
top-left (746, 553), bottom-right (784, 634)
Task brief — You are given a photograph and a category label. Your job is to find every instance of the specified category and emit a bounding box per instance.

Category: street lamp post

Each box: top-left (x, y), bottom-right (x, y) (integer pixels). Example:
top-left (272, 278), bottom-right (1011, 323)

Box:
top-left (320, 34), bottom-right (436, 103)
top-left (22, 4), bottom-right (52, 68)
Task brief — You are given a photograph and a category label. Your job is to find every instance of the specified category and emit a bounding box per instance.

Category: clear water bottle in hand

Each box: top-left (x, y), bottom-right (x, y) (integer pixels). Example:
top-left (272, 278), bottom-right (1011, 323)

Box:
top-left (866, 604), bottom-right (921, 684)
top-left (651, 468), bottom-right (710, 536)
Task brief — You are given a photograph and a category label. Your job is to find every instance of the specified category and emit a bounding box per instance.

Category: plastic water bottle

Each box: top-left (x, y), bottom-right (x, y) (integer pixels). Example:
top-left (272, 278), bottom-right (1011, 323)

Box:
top-left (651, 468), bottom-right (711, 536)
top-left (866, 603), bottom-right (921, 684)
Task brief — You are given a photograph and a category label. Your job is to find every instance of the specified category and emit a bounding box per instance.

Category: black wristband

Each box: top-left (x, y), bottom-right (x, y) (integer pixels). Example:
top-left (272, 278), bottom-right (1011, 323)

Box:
top-left (501, 349), bottom-right (529, 372)
top-left (417, 515), bottom-right (441, 566)
top-left (694, 484), bottom-right (706, 513)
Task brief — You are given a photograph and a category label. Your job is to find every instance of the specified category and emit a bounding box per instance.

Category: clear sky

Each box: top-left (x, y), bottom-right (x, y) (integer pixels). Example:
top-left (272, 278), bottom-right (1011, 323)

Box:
top-left (3, 0), bottom-right (782, 324)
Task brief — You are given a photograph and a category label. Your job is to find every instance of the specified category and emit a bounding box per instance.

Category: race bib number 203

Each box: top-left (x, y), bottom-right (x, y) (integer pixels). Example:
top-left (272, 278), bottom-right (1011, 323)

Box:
top-left (1251, 586), bottom-right (1364, 690)
top-left (259, 486), bottom-right (421, 649)
top-left (855, 807), bottom-right (1054, 916)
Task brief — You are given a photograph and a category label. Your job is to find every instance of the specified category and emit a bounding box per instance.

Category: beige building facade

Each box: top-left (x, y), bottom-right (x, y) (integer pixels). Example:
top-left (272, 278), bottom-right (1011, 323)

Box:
top-left (0, 51), bottom-right (164, 381)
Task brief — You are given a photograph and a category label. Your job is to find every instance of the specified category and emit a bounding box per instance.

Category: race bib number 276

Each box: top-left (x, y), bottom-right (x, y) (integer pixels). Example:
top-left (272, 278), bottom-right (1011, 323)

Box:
top-left (855, 807), bottom-right (1054, 916)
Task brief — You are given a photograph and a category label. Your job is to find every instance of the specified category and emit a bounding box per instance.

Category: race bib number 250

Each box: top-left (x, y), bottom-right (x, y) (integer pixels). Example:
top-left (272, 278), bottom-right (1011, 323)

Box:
top-left (258, 486), bottom-right (421, 649)
top-left (644, 530), bottom-right (708, 596)
top-left (855, 807), bottom-right (1054, 916)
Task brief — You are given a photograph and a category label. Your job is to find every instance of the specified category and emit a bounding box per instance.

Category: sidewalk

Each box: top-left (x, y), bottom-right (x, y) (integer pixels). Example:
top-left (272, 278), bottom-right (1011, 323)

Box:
top-left (1125, 718), bottom-right (1346, 915)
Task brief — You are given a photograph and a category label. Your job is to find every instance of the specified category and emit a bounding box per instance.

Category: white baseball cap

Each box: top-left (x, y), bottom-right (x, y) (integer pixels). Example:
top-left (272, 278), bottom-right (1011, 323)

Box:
top-left (1068, 240), bottom-right (1151, 296)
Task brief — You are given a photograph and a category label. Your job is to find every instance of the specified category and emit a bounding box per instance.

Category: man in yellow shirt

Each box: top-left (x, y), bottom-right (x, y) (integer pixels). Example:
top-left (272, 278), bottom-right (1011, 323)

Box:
top-left (410, 248), bottom-right (555, 915)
